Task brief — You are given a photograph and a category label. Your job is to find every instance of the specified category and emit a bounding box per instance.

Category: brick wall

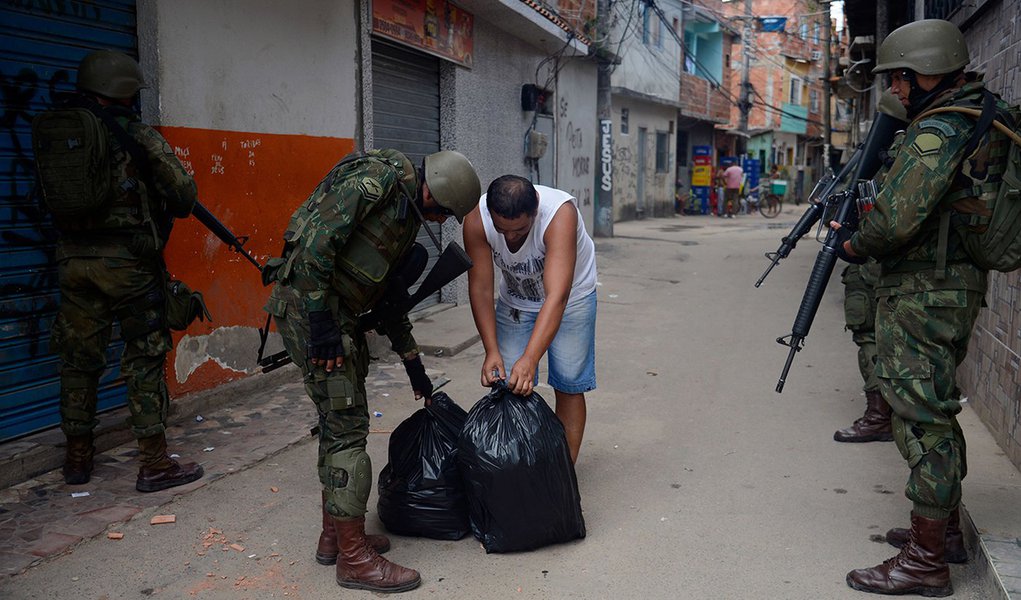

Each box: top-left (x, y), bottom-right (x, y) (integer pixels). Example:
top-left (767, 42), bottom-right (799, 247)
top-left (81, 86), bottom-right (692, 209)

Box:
top-left (955, 0), bottom-right (1021, 469)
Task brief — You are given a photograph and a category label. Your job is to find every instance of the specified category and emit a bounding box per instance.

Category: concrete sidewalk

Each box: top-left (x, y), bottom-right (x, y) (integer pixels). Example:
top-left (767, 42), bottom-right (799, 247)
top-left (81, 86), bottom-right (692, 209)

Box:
top-left (2, 211), bottom-right (1020, 598)
top-left (0, 308), bottom-right (475, 579)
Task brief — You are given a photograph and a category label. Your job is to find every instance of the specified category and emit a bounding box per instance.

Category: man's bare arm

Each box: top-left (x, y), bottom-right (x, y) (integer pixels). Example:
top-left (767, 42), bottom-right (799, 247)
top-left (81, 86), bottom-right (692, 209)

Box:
top-left (463, 206), bottom-right (503, 384)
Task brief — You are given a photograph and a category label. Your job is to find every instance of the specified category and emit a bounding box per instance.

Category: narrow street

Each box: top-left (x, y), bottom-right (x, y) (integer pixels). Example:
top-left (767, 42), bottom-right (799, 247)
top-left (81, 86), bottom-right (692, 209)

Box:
top-left (4, 208), bottom-right (1016, 599)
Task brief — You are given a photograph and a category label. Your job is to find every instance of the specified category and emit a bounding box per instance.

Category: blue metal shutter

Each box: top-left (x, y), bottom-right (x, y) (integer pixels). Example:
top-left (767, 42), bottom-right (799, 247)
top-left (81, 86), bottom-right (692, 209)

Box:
top-left (371, 39), bottom-right (443, 310)
top-left (0, 1), bottom-right (139, 441)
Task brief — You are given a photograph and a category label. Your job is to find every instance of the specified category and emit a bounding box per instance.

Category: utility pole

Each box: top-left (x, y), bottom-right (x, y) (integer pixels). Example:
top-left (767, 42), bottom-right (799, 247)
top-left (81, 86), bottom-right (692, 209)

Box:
top-left (737, 0), bottom-right (752, 157)
top-left (594, 0), bottom-right (613, 237)
top-left (822, 4), bottom-right (832, 171)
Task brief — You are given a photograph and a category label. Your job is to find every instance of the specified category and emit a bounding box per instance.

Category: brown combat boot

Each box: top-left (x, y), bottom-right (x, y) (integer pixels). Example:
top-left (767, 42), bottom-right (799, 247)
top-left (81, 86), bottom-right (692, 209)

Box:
top-left (63, 434), bottom-right (94, 485)
top-left (834, 390), bottom-right (894, 443)
top-left (135, 433), bottom-right (204, 493)
top-left (846, 512), bottom-right (953, 597)
top-left (886, 507), bottom-right (968, 564)
top-left (316, 492), bottom-right (390, 564)
top-left (334, 516), bottom-right (420, 593)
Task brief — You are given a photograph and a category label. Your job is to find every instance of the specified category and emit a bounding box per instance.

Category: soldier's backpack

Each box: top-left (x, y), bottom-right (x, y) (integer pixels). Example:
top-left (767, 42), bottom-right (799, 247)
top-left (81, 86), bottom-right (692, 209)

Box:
top-left (31, 106), bottom-right (113, 220)
top-left (919, 92), bottom-right (1021, 273)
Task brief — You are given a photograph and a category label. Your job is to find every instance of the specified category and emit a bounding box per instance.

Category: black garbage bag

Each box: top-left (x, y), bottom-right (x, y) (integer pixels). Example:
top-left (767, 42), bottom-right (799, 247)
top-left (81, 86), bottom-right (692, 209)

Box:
top-left (377, 392), bottom-right (470, 540)
top-left (457, 383), bottom-right (585, 553)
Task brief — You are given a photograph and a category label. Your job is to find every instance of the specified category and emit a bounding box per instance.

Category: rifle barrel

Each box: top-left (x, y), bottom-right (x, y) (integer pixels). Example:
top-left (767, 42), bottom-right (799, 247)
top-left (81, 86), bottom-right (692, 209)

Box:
top-left (192, 202), bottom-right (264, 271)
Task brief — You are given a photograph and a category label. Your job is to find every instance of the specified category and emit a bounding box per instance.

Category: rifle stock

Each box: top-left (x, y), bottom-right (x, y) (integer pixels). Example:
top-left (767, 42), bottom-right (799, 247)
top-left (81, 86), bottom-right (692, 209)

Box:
top-left (358, 243), bottom-right (473, 332)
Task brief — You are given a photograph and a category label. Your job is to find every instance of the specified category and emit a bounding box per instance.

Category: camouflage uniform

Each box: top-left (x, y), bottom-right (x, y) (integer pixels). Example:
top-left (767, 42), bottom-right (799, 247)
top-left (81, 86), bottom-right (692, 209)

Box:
top-left (849, 79), bottom-right (1012, 518)
top-left (841, 261), bottom-right (880, 393)
top-left (52, 104), bottom-right (197, 440)
top-left (264, 150), bottom-right (422, 519)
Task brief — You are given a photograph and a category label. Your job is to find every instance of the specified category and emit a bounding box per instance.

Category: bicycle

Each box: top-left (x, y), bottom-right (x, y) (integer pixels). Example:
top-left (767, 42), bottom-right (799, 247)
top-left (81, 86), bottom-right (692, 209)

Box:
top-left (758, 191), bottom-right (782, 218)
top-left (741, 186), bottom-right (783, 218)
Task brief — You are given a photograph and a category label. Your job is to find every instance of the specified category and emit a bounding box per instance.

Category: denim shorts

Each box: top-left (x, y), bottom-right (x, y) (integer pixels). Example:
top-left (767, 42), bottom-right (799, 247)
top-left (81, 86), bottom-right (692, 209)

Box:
top-left (495, 291), bottom-right (597, 394)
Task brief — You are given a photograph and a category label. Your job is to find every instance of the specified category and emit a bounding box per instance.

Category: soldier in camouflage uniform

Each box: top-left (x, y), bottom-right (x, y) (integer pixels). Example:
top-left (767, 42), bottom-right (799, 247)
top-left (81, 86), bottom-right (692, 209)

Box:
top-left (39, 51), bottom-right (204, 493)
top-left (833, 261), bottom-right (892, 444)
top-left (835, 93), bottom-right (906, 446)
top-left (835, 20), bottom-right (1015, 596)
top-left (263, 149), bottom-right (480, 593)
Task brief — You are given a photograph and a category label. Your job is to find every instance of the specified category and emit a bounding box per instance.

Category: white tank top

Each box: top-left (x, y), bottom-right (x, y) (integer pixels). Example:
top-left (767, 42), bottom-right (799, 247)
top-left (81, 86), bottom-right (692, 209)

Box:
top-left (479, 185), bottom-right (597, 311)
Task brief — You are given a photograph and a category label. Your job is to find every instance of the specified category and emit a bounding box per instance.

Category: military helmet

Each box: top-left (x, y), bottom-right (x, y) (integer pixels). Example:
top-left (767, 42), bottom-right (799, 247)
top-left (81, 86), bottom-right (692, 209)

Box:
top-left (423, 150), bottom-right (481, 222)
top-left (872, 19), bottom-right (969, 76)
top-left (77, 50), bottom-right (147, 99)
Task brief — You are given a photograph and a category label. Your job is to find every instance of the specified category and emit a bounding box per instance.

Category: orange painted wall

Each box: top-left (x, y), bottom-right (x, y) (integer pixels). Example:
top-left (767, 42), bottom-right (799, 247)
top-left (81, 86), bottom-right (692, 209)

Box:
top-left (156, 126), bottom-right (355, 395)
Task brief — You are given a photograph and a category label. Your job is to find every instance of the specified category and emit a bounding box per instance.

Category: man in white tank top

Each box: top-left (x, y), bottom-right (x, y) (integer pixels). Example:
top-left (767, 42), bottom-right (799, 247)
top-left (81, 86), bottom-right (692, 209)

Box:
top-left (463, 175), bottom-right (597, 463)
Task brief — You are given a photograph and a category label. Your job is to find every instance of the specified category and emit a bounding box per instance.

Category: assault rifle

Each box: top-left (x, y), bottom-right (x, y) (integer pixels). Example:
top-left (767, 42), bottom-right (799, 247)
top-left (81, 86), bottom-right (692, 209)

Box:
top-left (189, 201), bottom-right (280, 371)
top-left (754, 149), bottom-right (861, 287)
top-left (257, 242), bottom-right (474, 373)
top-left (774, 107), bottom-right (907, 393)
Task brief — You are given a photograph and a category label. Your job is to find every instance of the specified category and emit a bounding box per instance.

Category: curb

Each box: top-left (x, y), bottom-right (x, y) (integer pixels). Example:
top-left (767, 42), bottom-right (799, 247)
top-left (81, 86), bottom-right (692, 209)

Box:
top-left (0, 365), bottom-right (298, 490)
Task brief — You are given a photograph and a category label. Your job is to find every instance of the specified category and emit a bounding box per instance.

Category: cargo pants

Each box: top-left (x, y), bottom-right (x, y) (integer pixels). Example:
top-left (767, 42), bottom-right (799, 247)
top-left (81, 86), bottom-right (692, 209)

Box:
top-left (266, 283), bottom-right (373, 519)
top-left (875, 279), bottom-right (983, 518)
top-left (53, 255), bottom-right (171, 438)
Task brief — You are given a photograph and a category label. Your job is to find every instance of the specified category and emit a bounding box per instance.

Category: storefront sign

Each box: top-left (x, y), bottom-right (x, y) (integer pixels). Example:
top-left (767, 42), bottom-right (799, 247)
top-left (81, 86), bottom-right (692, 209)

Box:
top-left (372, 0), bottom-right (474, 68)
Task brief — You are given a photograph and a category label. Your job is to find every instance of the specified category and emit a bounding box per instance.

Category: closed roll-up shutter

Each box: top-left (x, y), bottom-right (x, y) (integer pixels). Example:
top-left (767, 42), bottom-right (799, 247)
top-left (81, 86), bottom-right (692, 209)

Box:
top-left (371, 39), bottom-right (443, 310)
top-left (0, 1), bottom-right (139, 441)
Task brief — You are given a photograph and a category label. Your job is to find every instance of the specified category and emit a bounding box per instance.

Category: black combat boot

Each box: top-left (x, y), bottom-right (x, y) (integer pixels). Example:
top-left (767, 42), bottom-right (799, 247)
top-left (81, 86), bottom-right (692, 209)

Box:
top-left (886, 507), bottom-right (968, 564)
top-left (135, 433), bottom-right (204, 493)
top-left (63, 433), bottom-right (94, 485)
top-left (846, 512), bottom-right (953, 597)
top-left (334, 516), bottom-right (420, 593)
top-left (834, 390), bottom-right (894, 443)
top-left (316, 491), bottom-right (389, 565)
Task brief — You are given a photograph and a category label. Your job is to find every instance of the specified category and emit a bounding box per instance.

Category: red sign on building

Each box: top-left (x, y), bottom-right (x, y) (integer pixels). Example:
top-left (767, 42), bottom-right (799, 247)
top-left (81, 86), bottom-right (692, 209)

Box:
top-left (372, 0), bottom-right (474, 68)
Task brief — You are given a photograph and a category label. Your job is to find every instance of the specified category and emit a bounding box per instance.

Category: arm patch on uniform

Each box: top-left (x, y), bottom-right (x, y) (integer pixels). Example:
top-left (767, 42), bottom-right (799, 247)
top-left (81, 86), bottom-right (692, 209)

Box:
top-left (917, 119), bottom-right (957, 138)
top-left (909, 132), bottom-right (948, 171)
top-left (359, 177), bottom-right (384, 201)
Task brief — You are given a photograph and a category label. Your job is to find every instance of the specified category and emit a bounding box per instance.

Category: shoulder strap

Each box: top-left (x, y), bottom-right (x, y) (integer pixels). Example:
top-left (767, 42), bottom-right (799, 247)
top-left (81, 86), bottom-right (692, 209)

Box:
top-left (962, 90), bottom-right (998, 158)
top-left (915, 104), bottom-right (1021, 148)
top-left (83, 102), bottom-right (164, 247)
top-left (916, 93), bottom-right (1021, 280)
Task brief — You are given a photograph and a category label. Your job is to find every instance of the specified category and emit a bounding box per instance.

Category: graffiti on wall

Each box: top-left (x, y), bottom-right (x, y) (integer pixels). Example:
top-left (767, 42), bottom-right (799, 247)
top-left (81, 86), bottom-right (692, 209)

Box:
top-left (157, 126), bottom-right (354, 395)
top-left (558, 98), bottom-right (594, 208)
top-left (0, 66), bottom-right (69, 357)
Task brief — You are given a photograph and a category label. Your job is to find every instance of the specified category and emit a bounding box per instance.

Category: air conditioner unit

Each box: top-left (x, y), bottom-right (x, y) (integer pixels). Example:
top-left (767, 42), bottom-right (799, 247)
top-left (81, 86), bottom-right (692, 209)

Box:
top-left (811, 50), bottom-right (823, 61)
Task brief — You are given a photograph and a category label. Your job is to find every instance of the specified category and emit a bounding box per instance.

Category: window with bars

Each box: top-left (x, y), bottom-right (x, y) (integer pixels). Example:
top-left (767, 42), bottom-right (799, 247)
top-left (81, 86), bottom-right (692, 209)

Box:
top-left (655, 132), bottom-right (670, 173)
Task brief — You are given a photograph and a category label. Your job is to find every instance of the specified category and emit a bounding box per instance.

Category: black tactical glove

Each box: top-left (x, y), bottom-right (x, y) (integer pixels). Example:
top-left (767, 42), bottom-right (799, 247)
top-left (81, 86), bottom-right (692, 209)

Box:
top-left (833, 226), bottom-right (866, 265)
top-left (403, 354), bottom-right (433, 400)
top-left (307, 310), bottom-right (344, 362)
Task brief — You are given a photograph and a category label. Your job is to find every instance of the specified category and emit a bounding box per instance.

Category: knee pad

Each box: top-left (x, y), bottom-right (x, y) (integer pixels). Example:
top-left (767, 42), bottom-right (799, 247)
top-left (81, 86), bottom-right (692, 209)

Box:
top-left (320, 447), bottom-right (372, 518)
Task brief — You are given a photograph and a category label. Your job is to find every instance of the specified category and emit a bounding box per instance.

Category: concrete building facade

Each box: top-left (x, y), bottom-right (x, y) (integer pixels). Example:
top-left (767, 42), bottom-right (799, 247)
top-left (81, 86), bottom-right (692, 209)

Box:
top-left (0, 0), bottom-right (597, 439)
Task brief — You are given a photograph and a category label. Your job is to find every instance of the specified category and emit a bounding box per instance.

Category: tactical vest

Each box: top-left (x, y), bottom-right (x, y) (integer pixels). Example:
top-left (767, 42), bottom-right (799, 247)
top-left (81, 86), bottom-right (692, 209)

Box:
top-left (881, 83), bottom-right (1014, 278)
top-left (281, 151), bottom-right (421, 317)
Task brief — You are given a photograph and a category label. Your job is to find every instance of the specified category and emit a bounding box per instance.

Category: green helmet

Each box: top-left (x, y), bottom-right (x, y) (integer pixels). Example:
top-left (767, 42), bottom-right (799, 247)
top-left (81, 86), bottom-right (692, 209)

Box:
top-left (77, 50), bottom-right (147, 99)
top-left (872, 19), bottom-right (969, 76)
top-left (424, 150), bottom-right (481, 222)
